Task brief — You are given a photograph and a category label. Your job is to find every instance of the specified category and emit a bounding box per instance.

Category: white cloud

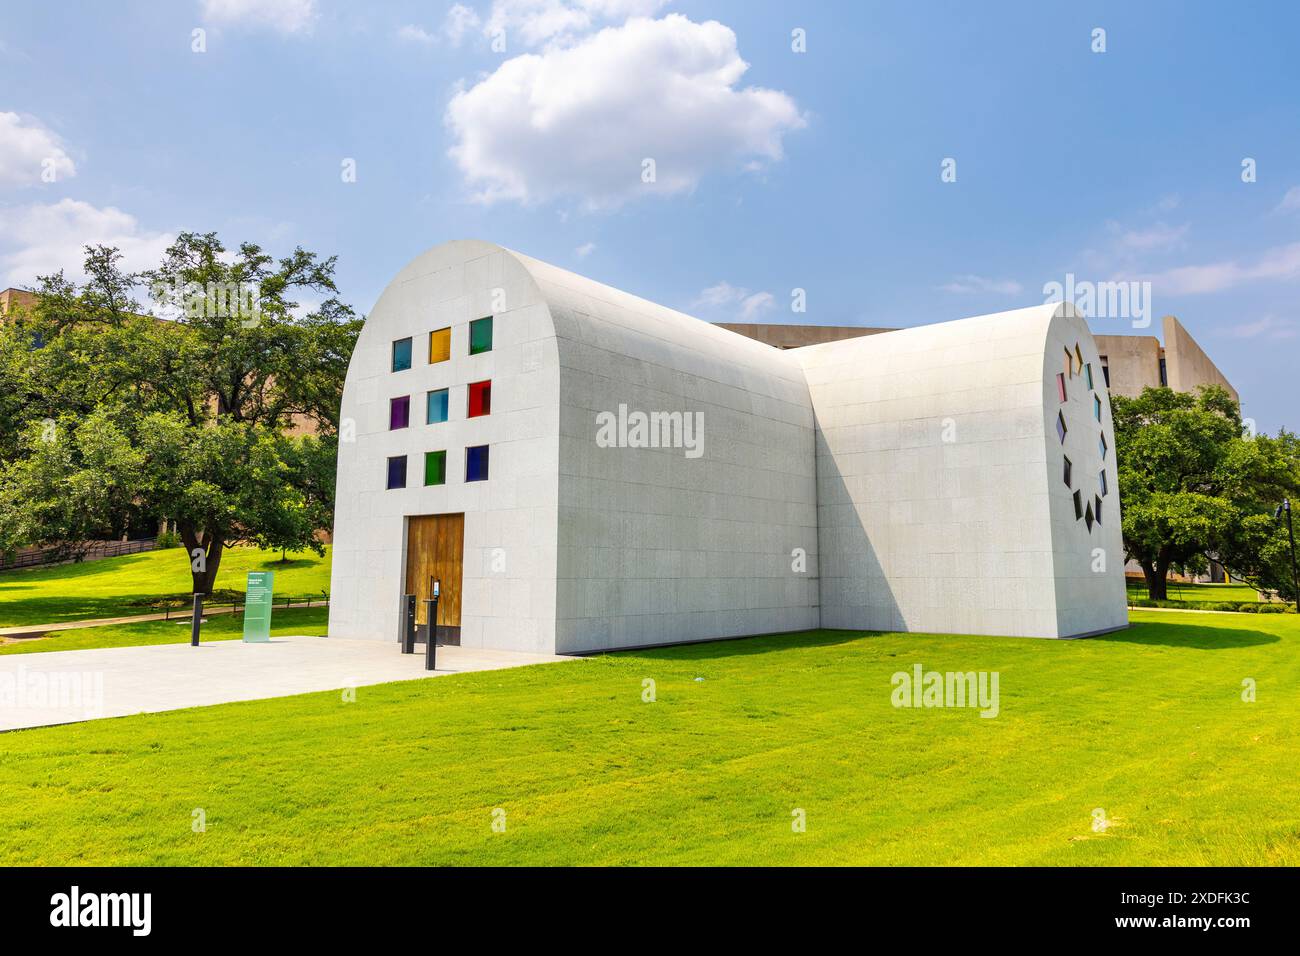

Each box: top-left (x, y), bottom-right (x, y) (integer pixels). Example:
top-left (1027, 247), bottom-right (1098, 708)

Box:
top-left (199, 0), bottom-right (316, 33)
top-left (445, 14), bottom-right (805, 209)
top-left (694, 281), bottom-right (775, 320)
top-left (939, 274), bottom-right (1023, 295)
top-left (396, 23), bottom-right (438, 45)
top-left (445, 3), bottom-right (483, 45)
top-left (0, 199), bottom-right (174, 286)
top-left (0, 112), bottom-right (76, 187)
top-left (1137, 242), bottom-right (1300, 295)
top-left (1224, 315), bottom-right (1297, 340)
top-left (574, 241), bottom-right (596, 258)
top-left (1276, 186), bottom-right (1300, 213)
top-left (485, 0), bottom-right (669, 48)
top-left (1106, 220), bottom-right (1189, 252)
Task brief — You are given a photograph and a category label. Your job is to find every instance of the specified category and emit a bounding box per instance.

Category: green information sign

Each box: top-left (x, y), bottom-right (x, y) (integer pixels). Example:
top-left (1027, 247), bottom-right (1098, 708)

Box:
top-left (243, 571), bottom-right (274, 642)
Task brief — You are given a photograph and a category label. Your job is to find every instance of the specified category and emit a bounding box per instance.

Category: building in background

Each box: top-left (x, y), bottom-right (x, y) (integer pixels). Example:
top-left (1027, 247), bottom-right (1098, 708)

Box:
top-left (721, 315), bottom-right (1237, 405)
top-left (330, 240), bottom-right (1127, 654)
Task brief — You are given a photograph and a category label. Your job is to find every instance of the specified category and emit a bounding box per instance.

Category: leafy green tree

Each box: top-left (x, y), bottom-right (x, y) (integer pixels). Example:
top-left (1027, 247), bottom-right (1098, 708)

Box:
top-left (1112, 385), bottom-right (1300, 600)
top-left (0, 234), bottom-right (361, 591)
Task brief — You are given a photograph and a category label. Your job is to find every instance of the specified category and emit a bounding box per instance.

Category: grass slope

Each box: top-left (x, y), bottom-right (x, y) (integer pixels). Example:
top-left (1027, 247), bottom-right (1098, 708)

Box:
top-left (0, 546), bottom-right (332, 627)
top-left (0, 607), bottom-right (328, 656)
top-left (1, 610), bottom-right (1296, 866)
top-left (1126, 579), bottom-right (1261, 603)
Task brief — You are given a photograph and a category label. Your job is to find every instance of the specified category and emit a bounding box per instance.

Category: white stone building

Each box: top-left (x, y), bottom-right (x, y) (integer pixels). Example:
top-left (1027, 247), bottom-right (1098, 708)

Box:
top-left (328, 240), bottom-right (1127, 653)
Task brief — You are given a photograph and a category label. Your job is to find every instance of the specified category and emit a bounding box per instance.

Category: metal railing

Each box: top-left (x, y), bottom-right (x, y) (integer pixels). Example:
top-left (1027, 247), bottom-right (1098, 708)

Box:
top-left (0, 537), bottom-right (159, 571)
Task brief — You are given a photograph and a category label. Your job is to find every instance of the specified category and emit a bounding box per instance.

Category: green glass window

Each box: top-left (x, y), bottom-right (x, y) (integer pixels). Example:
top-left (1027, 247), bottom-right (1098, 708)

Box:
top-left (424, 450), bottom-right (446, 486)
top-left (469, 316), bottom-right (493, 355)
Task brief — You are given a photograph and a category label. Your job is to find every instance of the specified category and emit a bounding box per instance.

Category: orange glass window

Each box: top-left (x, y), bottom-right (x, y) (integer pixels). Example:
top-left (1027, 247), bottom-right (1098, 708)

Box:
top-left (429, 327), bottom-right (451, 364)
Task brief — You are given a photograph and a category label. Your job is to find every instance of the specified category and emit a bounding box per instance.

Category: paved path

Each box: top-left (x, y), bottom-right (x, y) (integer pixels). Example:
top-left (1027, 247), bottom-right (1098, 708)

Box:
top-left (0, 636), bottom-right (571, 732)
top-left (0, 601), bottom-right (325, 638)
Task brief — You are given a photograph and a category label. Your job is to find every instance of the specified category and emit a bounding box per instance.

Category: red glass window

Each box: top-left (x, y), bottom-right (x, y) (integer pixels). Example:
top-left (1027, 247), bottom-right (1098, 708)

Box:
top-left (468, 380), bottom-right (491, 418)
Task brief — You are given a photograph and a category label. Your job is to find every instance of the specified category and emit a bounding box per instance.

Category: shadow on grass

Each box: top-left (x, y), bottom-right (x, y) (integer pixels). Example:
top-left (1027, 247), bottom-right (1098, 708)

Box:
top-left (1096, 621), bottom-right (1279, 649)
top-left (605, 628), bottom-right (880, 661)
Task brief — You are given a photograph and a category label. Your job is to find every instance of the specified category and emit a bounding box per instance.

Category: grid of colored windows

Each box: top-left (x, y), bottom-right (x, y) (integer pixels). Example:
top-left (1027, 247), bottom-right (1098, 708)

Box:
top-left (390, 395), bottom-right (410, 430)
top-left (468, 380), bottom-right (492, 418)
top-left (427, 388), bottom-right (449, 424)
top-left (386, 455), bottom-right (407, 490)
top-left (424, 450), bottom-right (446, 486)
top-left (392, 337), bottom-right (412, 372)
top-left (466, 444), bottom-right (490, 481)
top-left (429, 327), bottom-right (451, 364)
top-left (469, 316), bottom-right (493, 355)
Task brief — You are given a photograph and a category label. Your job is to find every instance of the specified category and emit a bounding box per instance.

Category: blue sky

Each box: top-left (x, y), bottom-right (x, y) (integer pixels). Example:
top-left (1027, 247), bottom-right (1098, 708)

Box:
top-left (2, 0), bottom-right (1297, 431)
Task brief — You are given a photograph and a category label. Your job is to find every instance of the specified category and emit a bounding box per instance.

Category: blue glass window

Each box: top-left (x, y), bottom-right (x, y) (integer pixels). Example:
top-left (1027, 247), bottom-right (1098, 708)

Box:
top-left (466, 445), bottom-right (490, 482)
top-left (392, 337), bottom-right (412, 372)
top-left (427, 388), bottom-right (449, 424)
top-left (386, 455), bottom-right (407, 490)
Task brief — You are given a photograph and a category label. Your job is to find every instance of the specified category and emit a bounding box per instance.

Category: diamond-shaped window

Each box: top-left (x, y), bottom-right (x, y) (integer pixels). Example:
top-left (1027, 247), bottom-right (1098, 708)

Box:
top-left (1084, 500), bottom-right (1095, 531)
top-left (1063, 455), bottom-right (1072, 487)
top-left (1099, 469), bottom-right (1108, 497)
top-left (1057, 412), bottom-right (1068, 444)
top-left (1099, 432), bottom-right (1108, 459)
top-left (1095, 495), bottom-right (1103, 525)
top-left (1073, 490), bottom-right (1084, 520)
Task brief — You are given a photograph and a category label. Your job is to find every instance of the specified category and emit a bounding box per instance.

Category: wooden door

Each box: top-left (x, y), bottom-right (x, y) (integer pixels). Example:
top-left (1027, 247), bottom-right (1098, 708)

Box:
top-left (405, 513), bottom-right (464, 645)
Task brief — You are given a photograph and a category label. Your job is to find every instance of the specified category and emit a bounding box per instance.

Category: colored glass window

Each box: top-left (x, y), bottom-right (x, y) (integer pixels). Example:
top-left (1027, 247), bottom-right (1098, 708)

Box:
top-left (1064, 349), bottom-right (1072, 378)
top-left (1095, 495), bottom-right (1104, 525)
top-left (1099, 432), bottom-right (1108, 459)
top-left (386, 455), bottom-right (407, 490)
top-left (1099, 469), bottom-right (1108, 497)
top-left (1093, 395), bottom-right (1102, 421)
top-left (466, 444), bottom-right (490, 482)
top-left (429, 327), bottom-right (451, 364)
top-left (1073, 490), bottom-right (1083, 520)
top-left (390, 395), bottom-right (410, 430)
top-left (1056, 373), bottom-right (1067, 403)
top-left (424, 450), bottom-right (446, 486)
top-left (1063, 455), bottom-right (1072, 488)
top-left (468, 380), bottom-right (492, 418)
top-left (392, 337), bottom-right (412, 372)
top-left (1056, 412), bottom-right (1067, 444)
top-left (1085, 363), bottom-right (1094, 389)
top-left (427, 388), bottom-right (449, 424)
top-left (1075, 344), bottom-right (1085, 374)
top-left (470, 316), bottom-right (493, 355)
top-left (1085, 500), bottom-right (1095, 532)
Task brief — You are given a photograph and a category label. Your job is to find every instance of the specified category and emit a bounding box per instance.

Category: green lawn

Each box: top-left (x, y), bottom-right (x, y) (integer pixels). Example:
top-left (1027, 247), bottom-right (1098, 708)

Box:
top-left (0, 607), bottom-right (328, 656)
top-left (0, 546), bottom-right (332, 627)
top-left (1, 609), bottom-right (1296, 866)
top-left (1126, 578), bottom-right (1261, 603)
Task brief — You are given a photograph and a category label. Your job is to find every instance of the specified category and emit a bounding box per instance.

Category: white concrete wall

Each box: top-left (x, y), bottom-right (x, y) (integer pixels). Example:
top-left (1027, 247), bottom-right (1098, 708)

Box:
top-left (794, 303), bottom-right (1125, 638)
top-left (514, 253), bottom-right (820, 654)
top-left (329, 241), bottom-right (561, 653)
top-left (1044, 306), bottom-right (1129, 636)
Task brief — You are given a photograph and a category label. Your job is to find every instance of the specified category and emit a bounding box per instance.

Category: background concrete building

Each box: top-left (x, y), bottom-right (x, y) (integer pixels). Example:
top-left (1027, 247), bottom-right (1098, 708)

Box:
top-left (722, 315), bottom-right (1237, 404)
top-left (330, 241), bottom-right (1127, 653)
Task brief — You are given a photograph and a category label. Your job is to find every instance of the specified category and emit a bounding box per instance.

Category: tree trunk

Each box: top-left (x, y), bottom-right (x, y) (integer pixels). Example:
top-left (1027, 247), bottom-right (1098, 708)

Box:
top-left (179, 524), bottom-right (226, 595)
top-left (1141, 559), bottom-right (1168, 601)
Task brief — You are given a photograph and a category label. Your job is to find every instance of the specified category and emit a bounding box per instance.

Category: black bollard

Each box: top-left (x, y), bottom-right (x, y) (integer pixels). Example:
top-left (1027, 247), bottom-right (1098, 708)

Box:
top-left (400, 594), bottom-right (416, 653)
top-left (190, 592), bottom-right (203, 646)
top-left (424, 597), bottom-right (438, 671)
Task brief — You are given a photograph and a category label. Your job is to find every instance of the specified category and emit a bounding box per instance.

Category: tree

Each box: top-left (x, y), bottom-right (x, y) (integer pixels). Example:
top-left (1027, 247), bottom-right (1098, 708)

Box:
top-left (1112, 385), bottom-right (1300, 600)
top-left (0, 234), bottom-right (361, 591)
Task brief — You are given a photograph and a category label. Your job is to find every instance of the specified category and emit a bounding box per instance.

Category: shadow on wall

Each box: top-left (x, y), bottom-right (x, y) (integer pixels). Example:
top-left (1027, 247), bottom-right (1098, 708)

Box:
top-left (1095, 621), bottom-right (1279, 650)
top-left (812, 426), bottom-right (903, 632)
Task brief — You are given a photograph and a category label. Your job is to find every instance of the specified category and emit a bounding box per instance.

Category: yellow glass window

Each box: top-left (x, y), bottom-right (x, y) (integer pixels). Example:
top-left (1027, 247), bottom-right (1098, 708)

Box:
top-left (429, 327), bottom-right (451, 364)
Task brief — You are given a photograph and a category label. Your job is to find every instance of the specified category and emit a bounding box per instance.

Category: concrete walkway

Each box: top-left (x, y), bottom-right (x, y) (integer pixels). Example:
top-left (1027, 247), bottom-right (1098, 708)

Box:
top-left (0, 636), bottom-right (571, 732)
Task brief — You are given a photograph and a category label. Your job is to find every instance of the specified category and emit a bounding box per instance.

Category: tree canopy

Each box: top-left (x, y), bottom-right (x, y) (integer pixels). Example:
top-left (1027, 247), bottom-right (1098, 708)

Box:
top-left (1112, 385), bottom-right (1300, 601)
top-left (0, 234), bottom-right (361, 593)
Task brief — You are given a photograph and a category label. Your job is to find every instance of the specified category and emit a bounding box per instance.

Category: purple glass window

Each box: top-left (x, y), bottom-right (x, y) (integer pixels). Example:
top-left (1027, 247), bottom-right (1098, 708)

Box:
top-left (390, 395), bottom-right (410, 430)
